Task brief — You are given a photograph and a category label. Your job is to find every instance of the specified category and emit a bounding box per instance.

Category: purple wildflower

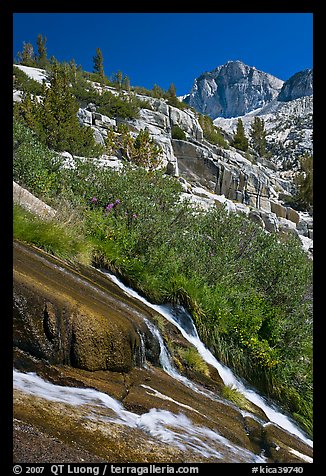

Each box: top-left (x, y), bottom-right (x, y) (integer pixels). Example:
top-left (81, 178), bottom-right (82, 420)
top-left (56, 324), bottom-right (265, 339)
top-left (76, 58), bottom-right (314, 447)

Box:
top-left (115, 199), bottom-right (121, 205)
top-left (132, 213), bottom-right (138, 219)
top-left (90, 196), bottom-right (98, 203)
top-left (105, 203), bottom-right (114, 212)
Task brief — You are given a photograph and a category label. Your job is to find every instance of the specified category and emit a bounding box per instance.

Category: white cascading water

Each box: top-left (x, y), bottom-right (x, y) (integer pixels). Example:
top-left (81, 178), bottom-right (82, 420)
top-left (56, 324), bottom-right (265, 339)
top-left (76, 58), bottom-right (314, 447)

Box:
top-left (13, 369), bottom-right (266, 462)
top-left (105, 271), bottom-right (313, 448)
top-left (13, 266), bottom-right (312, 461)
top-left (143, 317), bottom-right (218, 399)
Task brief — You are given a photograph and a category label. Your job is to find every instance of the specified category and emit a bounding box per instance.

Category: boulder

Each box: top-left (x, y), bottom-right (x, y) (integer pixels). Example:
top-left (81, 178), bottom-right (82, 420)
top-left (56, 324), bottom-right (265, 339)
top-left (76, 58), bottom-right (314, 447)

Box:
top-left (262, 423), bottom-right (313, 463)
top-left (93, 112), bottom-right (116, 129)
top-left (248, 210), bottom-right (265, 229)
top-left (278, 217), bottom-right (297, 231)
top-left (91, 126), bottom-right (105, 146)
top-left (165, 161), bottom-right (178, 176)
top-left (234, 202), bottom-right (250, 215)
top-left (296, 219), bottom-right (309, 237)
top-left (286, 207), bottom-right (300, 224)
top-left (137, 108), bottom-right (170, 131)
top-left (13, 181), bottom-right (56, 220)
top-left (270, 200), bottom-right (287, 219)
top-left (259, 210), bottom-right (279, 233)
top-left (77, 108), bottom-right (92, 126)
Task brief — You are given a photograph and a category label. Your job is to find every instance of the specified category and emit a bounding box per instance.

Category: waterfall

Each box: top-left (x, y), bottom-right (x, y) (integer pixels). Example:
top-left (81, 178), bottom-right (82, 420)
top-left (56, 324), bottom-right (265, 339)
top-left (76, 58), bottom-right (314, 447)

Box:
top-left (143, 317), bottom-right (219, 399)
top-left (104, 271), bottom-right (313, 448)
top-left (13, 369), bottom-right (266, 463)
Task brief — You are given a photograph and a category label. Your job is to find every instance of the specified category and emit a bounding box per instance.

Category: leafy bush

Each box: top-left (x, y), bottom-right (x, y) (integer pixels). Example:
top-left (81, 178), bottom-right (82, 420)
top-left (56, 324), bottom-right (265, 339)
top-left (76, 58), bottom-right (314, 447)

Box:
top-left (13, 119), bottom-right (61, 197)
top-left (105, 126), bottom-right (163, 170)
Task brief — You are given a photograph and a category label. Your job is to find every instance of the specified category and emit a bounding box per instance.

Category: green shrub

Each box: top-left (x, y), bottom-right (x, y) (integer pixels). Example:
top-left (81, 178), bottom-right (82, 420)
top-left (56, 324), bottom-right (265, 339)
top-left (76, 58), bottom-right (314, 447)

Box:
top-left (197, 113), bottom-right (229, 148)
top-left (13, 119), bottom-right (62, 197)
top-left (105, 127), bottom-right (162, 170)
top-left (171, 125), bottom-right (187, 140)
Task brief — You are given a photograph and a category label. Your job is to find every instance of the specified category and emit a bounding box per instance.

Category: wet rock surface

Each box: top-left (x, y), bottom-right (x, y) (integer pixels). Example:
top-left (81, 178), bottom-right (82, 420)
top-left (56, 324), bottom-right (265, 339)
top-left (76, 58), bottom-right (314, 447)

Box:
top-left (13, 240), bottom-right (313, 463)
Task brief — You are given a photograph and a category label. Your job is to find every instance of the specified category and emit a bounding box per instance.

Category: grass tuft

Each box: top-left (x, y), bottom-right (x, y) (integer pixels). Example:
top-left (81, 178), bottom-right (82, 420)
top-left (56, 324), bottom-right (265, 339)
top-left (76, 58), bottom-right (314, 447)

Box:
top-left (13, 204), bottom-right (92, 263)
top-left (177, 346), bottom-right (210, 377)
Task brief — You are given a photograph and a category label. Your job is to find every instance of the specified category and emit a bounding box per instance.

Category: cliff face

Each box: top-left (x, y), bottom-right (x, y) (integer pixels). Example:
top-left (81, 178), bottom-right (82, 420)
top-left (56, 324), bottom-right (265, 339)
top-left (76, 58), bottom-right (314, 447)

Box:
top-left (277, 69), bottom-right (313, 102)
top-left (186, 60), bottom-right (284, 118)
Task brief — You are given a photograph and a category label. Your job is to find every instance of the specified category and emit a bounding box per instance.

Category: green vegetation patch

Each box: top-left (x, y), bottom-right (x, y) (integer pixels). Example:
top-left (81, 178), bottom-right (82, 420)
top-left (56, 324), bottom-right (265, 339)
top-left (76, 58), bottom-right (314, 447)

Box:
top-left (13, 204), bottom-right (91, 263)
top-left (177, 347), bottom-right (210, 377)
top-left (221, 385), bottom-right (257, 413)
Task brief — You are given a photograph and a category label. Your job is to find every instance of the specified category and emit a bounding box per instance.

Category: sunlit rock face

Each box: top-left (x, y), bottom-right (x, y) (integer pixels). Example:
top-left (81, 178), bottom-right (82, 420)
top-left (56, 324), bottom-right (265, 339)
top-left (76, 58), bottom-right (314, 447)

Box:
top-left (186, 60), bottom-right (284, 118)
top-left (277, 69), bottom-right (313, 102)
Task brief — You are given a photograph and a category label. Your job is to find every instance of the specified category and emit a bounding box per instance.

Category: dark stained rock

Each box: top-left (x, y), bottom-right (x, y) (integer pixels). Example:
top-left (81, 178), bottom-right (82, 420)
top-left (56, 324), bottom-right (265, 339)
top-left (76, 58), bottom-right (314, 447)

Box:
top-left (12, 240), bottom-right (313, 464)
top-left (13, 241), bottom-right (157, 372)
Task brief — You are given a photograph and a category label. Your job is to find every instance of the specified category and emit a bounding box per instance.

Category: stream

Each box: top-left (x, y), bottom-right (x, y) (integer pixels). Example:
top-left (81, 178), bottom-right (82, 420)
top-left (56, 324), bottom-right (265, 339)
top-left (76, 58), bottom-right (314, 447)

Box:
top-left (105, 271), bottom-right (313, 448)
top-left (13, 253), bottom-right (313, 462)
top-left (13, 369), bottom-right (266, 462)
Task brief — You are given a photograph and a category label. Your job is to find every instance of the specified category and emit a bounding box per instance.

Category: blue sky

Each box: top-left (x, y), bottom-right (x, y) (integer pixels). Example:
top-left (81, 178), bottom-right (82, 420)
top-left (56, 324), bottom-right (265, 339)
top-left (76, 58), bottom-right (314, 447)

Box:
top-left (13, 13), bottom-right (313, 96)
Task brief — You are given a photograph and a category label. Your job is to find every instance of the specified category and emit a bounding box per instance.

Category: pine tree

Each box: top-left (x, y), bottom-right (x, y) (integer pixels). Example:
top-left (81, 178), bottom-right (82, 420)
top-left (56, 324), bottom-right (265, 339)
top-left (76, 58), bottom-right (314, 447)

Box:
top-left (17, 42), bottom-right (35, 66)
top-left (112, 70), bottom-right (123, 89)
top-left (166, 83), bottom-right (180, 107)
top-left (122, 75), bottom-right (131, 91)
top-left (294, 153), bottom-right (313, 211)
top-left (17, 63), bottom-right (100, 156)
top-left (249, 117), bottom-right (266, 157)
top-left (152, 84), bottom-right (165, 98)
top-left (93, 48), bottom-right (105, 80)
top-left (232, 118), bottom-right (248, 151)
top-left (167, 83), bottom-right (177, 97)
top-left (36, 34), bottom-right (48, 68)
top-left (69, 59), bottom-right (78, 83)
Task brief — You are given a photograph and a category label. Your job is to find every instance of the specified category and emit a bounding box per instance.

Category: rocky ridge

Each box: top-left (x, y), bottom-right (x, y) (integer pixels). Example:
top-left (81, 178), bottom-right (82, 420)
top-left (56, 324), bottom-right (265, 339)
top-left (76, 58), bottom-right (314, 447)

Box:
top-left (13, 64), bottom-right (313, 255)
top-left (76, 87), bottom-right (313, 254)
top-left (214, 95), bottom-right (313, 169)
top-left (278, 69), bottom-right (313, 102)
